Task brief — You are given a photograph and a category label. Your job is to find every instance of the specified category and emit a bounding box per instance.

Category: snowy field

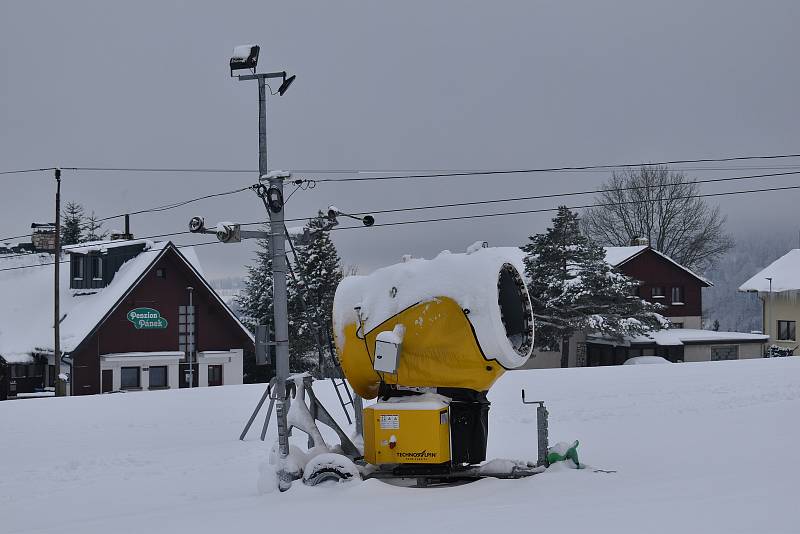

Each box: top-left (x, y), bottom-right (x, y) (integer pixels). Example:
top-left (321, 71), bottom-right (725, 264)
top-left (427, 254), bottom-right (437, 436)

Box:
top-left (2, 358), bottom-right (797, 534)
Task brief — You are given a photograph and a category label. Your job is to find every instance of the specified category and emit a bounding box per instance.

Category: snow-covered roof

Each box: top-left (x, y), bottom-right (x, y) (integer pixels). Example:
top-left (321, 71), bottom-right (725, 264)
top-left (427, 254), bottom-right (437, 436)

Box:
top-left (603, 246), bottom-right (712, 286)
top-left (63, 238), bottom-right (153, 255)
top-left (738, 249), bottom-right (800, 293)
top-left (603, 245), bottom-right (648, 266)
top-left (591, 328), bottom-right (768, 347)
top-left (0, 241), bottom-right (247, 360)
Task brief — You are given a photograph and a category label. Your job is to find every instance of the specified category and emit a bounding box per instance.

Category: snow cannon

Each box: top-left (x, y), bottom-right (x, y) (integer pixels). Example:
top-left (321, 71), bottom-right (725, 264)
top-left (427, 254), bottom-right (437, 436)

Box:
top-left (332, 246), bottom-right (534, 470)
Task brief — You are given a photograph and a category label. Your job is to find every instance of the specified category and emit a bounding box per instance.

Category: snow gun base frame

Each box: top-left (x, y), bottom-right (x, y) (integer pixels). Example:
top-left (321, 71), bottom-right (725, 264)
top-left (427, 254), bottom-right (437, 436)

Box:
top-left (361, 462), bottom-right (545, 487)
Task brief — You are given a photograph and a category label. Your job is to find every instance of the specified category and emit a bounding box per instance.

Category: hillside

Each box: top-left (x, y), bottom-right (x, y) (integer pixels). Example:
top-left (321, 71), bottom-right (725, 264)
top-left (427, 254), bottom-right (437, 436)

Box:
top-left (2, 358), bottom-right (797, 534)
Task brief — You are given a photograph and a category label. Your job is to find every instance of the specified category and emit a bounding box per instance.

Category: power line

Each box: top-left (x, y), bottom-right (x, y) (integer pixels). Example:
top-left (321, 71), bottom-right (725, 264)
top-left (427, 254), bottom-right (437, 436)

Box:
top-left (3, 168), bottom-right (799, 250)
top-left (0, 151), bottom-right (793, 177)
top-left (96, 185), bottom-right (253, 222)
top-left (0, 239), bottom-right (222, 273)
top-left (0, 167), bottom-right (57, 175)
top-left (0, 184), bottom-right (256, 243)
top-left (331, 183), bottom-right (800, 231)
top-left (4, 182), bottom-right (800, 274)
top-left (311, 153), bottom-right (800, 182)
top-left (345, 170), bottom-right (800, 218)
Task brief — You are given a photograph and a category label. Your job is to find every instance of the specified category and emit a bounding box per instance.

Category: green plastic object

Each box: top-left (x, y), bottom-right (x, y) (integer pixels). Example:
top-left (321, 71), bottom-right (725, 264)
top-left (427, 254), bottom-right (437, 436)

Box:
top-left (547, 440), bottom-right (581, 468)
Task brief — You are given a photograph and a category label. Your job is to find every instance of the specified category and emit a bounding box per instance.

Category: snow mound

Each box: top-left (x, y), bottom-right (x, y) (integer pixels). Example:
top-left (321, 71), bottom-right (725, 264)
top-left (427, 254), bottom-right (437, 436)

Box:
top-left (624, 356), bottom-right (671, 365)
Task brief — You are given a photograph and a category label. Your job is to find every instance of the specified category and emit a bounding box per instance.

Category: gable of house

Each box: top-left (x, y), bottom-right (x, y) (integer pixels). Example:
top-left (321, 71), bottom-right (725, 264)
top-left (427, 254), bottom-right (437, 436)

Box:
top-left (604, 247), bottom-right (711, 319)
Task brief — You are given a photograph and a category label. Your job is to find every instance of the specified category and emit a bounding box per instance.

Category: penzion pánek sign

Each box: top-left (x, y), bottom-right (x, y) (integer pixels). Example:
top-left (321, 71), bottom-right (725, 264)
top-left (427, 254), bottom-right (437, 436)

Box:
top-left (127, 308), bottom-right (168, 329)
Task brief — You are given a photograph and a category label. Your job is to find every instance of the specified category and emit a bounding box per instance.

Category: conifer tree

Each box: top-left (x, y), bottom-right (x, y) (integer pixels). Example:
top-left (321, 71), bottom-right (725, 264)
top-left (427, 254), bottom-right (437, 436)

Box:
top-left (522, 206), bottom-right (665, 357)
top-left (287, 212), bottom-right (343, 375)
top-left (61, 202), bottom-right (85, 245)
top-left (236, 229), bottom-right (274, 382)
top-left (83, 211), bottom-right (108, 242)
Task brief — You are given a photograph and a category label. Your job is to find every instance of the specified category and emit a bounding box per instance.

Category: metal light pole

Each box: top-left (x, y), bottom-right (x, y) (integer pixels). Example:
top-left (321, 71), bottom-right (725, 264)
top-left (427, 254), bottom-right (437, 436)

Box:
top-left (766, 277), bottom-right (773, 343)
top-left (231, 46), bottom-right (296, 491)
top-left (53, 168), bottom-right (62, 397)
top-left (188, 286), bottom-right (194, 388)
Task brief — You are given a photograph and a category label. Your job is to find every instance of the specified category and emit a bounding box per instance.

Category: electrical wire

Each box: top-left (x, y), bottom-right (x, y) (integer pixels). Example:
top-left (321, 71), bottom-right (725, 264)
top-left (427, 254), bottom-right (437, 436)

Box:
top-left (1, 151), bottom-right (794, 177)
top-left (3, 168), bottom-right (800, 253)
top-left (329, 183), bottom-right (800, 231)
top-left (0, 239), bottom-right (222, 273)
top-left (310, 153), bottom-right (800, 182)
top-left (0, 167), bottom-right (57, 175)
top-left (0, 184), bottom-right (256, 244)
top-left (345, 170), bottom-right (800, 218)
top-left (4, 182), bottom-right (800, 273)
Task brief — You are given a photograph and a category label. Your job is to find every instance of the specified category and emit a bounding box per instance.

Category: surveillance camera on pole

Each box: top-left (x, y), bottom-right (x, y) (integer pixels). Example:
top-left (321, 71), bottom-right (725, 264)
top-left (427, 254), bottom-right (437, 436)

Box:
top-left (215, 222), bottom-right (242, 243)
top-left (327, 205), bottom-right (375, 227)
top-left (189, 216), bottom-right (206, 233)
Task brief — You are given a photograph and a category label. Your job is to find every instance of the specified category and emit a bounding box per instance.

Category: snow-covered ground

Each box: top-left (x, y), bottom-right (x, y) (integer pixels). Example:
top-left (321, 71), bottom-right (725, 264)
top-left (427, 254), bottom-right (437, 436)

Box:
top-left (2, 358), bottom-right (797, 534)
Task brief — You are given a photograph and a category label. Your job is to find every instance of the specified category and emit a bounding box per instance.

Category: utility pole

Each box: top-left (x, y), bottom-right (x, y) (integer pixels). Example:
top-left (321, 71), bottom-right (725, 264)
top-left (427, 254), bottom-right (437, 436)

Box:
top-left (53, 168), bottom-right (62, 397)
top-left (257, 76), bottom-right (293, 492)
top-left (232, 55), bottom-right (295, 491)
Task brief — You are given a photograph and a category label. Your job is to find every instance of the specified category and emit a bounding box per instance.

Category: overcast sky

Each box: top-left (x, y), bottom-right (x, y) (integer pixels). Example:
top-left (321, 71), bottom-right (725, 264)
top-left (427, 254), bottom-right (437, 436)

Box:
top-left (2, 1), bottom-right (800, 279)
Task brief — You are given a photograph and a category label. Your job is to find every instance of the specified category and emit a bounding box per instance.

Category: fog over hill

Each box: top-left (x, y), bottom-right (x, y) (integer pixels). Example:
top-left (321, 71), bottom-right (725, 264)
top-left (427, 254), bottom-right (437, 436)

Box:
top-left (703, 230), bottom-right (799, 333)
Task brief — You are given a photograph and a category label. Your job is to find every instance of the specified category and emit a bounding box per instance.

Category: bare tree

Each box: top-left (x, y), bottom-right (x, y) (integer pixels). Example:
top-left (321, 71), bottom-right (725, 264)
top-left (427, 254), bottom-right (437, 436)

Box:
top-left (581, 166), bottom-right (733, 272)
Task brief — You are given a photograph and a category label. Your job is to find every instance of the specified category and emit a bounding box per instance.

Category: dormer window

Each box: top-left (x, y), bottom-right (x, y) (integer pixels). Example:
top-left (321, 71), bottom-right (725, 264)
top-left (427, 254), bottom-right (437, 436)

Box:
top-left (71, 257), bottom-right (84, 280)
top-left (91, 256), bottom-right (103, 280)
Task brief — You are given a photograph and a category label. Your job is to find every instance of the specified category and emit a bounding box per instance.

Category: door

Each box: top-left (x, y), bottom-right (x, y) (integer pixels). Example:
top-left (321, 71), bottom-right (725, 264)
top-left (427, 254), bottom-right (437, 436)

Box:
top-left (101, 369), bottom-right (113, 393)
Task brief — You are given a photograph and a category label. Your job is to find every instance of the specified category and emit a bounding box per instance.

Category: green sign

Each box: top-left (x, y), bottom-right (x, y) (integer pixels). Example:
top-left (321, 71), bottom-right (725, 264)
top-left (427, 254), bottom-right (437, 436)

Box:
top-left (127, 308), bottom-right (168, 330)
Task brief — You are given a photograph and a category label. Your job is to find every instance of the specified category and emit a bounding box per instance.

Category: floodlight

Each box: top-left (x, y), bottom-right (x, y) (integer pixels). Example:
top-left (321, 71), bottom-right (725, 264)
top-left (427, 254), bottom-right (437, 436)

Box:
top-left (230, 45), bottom-right (260, 76)
top-left (189, 216), bottom-right (205, 233)
top-left (278, 74), bottom-right (296, 96)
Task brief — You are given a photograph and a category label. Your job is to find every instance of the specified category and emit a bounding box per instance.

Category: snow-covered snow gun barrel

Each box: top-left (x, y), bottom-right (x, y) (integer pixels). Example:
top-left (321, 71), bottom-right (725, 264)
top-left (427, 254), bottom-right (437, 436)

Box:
top-left (332, 246), bottom-right (534, 399)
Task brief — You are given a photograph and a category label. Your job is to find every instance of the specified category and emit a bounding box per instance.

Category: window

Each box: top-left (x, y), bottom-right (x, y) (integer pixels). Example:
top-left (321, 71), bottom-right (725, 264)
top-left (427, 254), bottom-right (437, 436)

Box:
top-left (629, 284), bottom-right (640, 297)
top-left (651, 286), bottom-right (664, 299)
top-left (777, 320), bottom-right (796, 341)
top-left (91, 256), bottom-right (103, 280)
top-left (208, 365), bottom-right (223, 387)
top-left (148, 366), bottom-right (168, 389)
top-left (121, 367), bottom-right (140, 389)
top-left (711, 345), bottom-right (739, 361)
top-left (71, 257), bottom-right (84, 280)
top-left (671, 286), bottom-right (684, 304)
top-left (671, 322), bottom-right (684, 329)
top-left (156, 268), bottom-right (167, 279)
top-left (10, 365), bottom-right (26, 378)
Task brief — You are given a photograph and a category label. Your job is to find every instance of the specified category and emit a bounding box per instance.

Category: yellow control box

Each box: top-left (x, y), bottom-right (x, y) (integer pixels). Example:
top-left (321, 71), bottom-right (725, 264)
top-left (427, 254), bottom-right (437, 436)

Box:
top-left (363, 398), bottom-right (451, 465)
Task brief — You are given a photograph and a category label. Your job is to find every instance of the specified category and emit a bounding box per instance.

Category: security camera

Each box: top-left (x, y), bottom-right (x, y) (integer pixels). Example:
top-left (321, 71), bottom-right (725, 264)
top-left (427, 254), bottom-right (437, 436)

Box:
top-left (189, 216), bottom-right (205, 233)
top-left (215, 222), bottom-right (241, 243)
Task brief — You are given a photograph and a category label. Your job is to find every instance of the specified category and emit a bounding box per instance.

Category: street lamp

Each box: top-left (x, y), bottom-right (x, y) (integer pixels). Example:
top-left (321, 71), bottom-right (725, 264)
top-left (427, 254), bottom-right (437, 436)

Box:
top-left (766, 277), bottom-right (773, 342)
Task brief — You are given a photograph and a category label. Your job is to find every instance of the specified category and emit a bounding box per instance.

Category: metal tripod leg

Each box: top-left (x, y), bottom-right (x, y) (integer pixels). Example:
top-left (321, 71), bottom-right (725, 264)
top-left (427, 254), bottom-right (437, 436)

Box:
top-left (239, 385), bottom-right (271, 441)
top-left (259, 397), bottom-right (276, 441)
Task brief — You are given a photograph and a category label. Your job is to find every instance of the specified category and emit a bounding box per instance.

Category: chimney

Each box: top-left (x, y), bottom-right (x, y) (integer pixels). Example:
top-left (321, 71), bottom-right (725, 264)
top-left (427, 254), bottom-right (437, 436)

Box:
top-left (110, 214), bottom-right (134, 241)
top-left (630, 237), bottom-right (649, 246)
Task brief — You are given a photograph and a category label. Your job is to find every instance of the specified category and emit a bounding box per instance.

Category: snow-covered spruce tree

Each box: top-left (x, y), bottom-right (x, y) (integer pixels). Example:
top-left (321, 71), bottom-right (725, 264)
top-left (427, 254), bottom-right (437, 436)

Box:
top-left (83, 211), bottom-right (108, 242)
top-left (287, 212), bottom-right (344, 376)
top-left (236, 229), bottom-right (274, 383)
top-left (522, 206), bottom-right (666, 356)
top-left (61, 202), bottom-right (85, 245)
